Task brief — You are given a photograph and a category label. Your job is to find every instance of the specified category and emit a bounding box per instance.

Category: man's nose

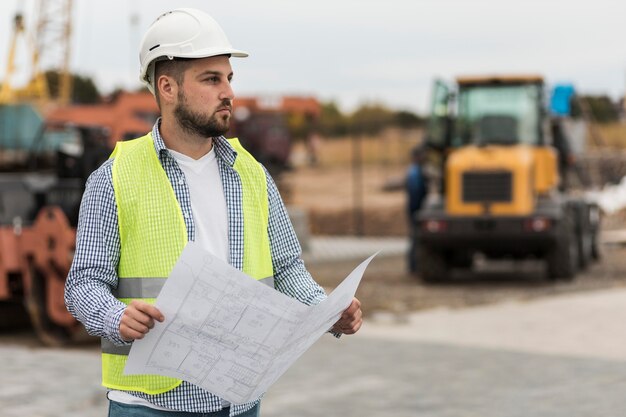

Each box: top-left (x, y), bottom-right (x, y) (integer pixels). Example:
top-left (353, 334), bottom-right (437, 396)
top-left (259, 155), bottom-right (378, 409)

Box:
top-left (219, 82), bottom-right (234, 101)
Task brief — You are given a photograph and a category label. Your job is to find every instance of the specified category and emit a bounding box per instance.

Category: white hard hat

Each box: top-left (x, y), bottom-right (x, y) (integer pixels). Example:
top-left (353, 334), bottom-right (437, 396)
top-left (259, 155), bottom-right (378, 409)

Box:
top-left (139, 8), bottom-right (248, 94)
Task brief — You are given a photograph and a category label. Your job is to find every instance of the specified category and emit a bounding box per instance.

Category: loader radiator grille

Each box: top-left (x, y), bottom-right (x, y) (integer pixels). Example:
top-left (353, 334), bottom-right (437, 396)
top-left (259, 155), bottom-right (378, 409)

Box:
top-left (462, 171), bottom-right (512, 203)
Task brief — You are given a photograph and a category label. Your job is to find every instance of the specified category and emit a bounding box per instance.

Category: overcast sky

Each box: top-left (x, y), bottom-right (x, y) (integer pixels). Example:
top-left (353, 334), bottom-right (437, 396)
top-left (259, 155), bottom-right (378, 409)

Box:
top-left (1, 0), bottom-right (625, 113)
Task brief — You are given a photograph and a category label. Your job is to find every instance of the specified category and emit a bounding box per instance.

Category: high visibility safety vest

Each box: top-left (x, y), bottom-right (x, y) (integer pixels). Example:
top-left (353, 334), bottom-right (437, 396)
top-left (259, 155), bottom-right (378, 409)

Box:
top-left (101, 133), bottom-right (274, 395)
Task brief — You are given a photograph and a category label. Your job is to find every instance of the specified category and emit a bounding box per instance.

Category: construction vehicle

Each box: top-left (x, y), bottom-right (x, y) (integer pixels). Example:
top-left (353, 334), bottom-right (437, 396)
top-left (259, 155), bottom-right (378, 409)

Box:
top-left (230, 103), bottom-right (291, 177)
top-left (229, 95), bottom-right (321, 178)
top-left (0, 120), bottom-right (110, 345)
top-left (417, 75), bottom-right (600, 282)
top-left (0, 1), bottom-right (73, 106)
top-left (0, 0), bottom-right (108, 345)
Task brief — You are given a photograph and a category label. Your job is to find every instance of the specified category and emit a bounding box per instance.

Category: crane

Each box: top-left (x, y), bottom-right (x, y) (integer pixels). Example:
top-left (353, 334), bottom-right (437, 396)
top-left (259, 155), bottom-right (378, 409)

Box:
top-left (0, 0), bottom-right (73, 106)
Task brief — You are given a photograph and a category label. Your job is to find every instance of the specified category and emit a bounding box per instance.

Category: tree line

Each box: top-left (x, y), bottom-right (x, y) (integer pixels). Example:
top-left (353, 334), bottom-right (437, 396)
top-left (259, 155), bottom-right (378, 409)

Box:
top-left (289, 101), bottom-right (425, 139)
top-left (38, 71), bottom-right (626, 136)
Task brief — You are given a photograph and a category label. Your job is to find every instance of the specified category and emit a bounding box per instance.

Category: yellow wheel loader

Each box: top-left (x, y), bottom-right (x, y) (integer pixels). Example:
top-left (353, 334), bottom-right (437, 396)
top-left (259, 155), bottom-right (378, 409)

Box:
top-left (418, 75), bottom-right (600, 282)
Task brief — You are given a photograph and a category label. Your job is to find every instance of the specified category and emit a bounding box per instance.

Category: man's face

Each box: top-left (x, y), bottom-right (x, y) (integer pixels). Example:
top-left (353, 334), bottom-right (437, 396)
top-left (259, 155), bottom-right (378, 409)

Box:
top-left (174, 55), bottom-right (234, 138)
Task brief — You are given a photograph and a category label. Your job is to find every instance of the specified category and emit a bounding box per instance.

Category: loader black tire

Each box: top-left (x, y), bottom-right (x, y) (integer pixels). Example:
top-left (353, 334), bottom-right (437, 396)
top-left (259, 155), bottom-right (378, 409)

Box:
top-left (547, 211), bottom-right (578, 281)
top-left (418, 245), bottom-right (449, 283)
top-left (590, 206), bottom-right (602, 261)
top-left (574, 202), bottom-right (593, 270)
top-left (591, 230), bottom-right (601, 261)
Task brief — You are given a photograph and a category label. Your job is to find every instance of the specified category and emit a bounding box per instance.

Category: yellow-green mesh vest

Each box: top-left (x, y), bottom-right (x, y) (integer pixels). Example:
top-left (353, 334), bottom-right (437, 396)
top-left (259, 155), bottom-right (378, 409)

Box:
top-left (102, 133), bottom-right (274, 395)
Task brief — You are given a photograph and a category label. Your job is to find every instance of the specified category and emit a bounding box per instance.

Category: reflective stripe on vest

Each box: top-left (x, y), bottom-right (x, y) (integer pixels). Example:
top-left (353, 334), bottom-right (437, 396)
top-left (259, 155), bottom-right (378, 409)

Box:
top-left (103, 133), bottom-right (274, 395)
top-left (112, 275), bottom-right (275, 299)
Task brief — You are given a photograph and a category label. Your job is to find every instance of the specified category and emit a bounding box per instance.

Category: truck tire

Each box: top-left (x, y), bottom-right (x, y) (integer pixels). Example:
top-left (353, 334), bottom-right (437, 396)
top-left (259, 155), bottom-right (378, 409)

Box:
top-left (547, 212), bottom-right (578, 281)
top-left (591, 229), bottom-right (601, 261)
top-left (590, 205), bottom-right (602, 261)
top-left (419, 245), bottom-right (449, 283)
top-left (575, 203), bottom-right (593, 270)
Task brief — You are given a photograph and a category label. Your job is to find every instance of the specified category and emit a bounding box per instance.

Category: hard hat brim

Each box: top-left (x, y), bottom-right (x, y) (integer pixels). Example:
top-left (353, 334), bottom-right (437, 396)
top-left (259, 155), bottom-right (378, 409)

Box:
top-left (167, 47), bottom-right (249, 60)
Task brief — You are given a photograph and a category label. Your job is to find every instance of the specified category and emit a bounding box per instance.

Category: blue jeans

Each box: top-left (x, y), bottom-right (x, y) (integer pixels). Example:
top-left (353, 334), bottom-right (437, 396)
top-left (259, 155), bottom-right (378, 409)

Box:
top-left (108, 401), bottom-right (260, 417)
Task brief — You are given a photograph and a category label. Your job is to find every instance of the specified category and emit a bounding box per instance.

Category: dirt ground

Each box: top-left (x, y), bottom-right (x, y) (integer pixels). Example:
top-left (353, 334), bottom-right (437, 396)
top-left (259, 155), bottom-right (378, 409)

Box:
top-left (283, 164), bottom-right (408, 236)
top-left (307, 246), bottom-right (626, 319)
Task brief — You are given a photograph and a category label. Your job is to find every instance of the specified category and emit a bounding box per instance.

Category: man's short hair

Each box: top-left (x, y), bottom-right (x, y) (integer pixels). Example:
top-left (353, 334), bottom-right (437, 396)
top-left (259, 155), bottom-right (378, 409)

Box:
top-left (153, 58), bottom-right (194, 107)
top-left (411, 145), bottom-right (425, 160)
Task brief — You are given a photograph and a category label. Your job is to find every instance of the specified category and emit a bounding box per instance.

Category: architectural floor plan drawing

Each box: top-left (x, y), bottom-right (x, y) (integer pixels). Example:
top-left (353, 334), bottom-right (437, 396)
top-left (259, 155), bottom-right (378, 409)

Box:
top-left (124, 242), bottom-right (375, 404)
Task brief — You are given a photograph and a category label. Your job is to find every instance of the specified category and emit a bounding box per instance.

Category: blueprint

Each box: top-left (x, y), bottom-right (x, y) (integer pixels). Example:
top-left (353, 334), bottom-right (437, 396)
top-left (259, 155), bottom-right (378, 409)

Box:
top-left (124, 242), bottom-right (376, 404)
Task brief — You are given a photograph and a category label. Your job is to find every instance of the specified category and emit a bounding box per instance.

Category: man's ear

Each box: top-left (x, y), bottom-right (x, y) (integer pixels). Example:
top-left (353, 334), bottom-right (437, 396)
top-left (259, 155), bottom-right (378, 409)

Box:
top-left (157, 75), bottom-right (177, 105)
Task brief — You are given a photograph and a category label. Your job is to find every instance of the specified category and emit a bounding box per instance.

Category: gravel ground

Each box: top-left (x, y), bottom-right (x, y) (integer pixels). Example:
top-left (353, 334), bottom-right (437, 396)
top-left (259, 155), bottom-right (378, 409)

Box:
top-left (307, 242), bottom-right (626, 319)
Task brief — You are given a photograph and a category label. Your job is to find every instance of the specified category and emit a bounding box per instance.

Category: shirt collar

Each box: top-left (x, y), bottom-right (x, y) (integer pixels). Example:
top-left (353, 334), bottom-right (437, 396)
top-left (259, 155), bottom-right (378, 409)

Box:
top-left (151, 118), bottom-right (238, 167)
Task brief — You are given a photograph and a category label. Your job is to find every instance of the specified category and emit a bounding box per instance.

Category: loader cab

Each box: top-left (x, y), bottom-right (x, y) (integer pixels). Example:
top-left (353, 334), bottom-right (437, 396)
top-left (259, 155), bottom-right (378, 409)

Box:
top-left (455, 76), bottom-right (545, 147)
top-left (426, 75), bottom-right (546, 149)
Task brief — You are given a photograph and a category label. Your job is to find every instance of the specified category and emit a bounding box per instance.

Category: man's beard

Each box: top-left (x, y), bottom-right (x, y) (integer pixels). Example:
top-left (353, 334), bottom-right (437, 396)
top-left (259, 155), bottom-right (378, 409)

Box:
top-left (174, 92), bottom-right (231, 138)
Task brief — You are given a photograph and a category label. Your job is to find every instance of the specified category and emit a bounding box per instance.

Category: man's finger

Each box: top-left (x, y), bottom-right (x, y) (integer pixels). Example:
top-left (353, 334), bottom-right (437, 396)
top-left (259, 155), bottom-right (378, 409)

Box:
top-left (125, 307), bottom-right (153, 326)
top-left (120, 324), bottom-right (147, 341)
top-left (342, 312), bottom-right (362, 328)
top-left (133, 301), bottom-right (165, 322)
top-left (120, 301), bottom-right (164, 341)
top-left (123, 317), bottom-right (150, 334)
top-left (342, 298), bottom-right (361, 316)
top-left (344, 320), bottom-right (362, 334)
top-left (344, 310), bottom-right (363, 326)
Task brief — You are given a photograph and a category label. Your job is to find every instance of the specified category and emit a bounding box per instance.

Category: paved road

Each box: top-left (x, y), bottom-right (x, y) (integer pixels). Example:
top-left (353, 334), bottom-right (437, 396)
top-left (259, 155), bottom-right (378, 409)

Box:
top-left (3, 287), bottom-right (626, 416)
top-left (266, 288), bottom-right (626, 417)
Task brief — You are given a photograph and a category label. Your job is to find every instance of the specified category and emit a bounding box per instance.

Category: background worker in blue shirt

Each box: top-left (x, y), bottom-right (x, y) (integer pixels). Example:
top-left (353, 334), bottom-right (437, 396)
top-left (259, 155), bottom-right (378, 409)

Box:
top-left (406, 146), bottom-right (428, 275)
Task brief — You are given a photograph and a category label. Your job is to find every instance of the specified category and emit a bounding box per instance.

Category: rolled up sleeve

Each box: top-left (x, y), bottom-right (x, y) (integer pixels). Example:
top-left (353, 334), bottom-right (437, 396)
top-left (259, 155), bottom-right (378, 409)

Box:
top-left (264, 167), bottom-right (327, 306)
top-left (64, 161), bottom-right (128, 345)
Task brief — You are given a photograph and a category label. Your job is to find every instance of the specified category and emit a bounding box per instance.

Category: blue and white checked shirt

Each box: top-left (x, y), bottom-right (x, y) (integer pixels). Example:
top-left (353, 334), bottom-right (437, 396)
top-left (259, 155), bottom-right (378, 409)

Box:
top-left (65, 121), bottom-right (328, 415)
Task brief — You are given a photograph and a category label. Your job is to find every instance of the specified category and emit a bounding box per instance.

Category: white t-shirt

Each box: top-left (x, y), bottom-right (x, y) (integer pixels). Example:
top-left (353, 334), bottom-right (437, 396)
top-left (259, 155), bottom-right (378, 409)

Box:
top-left (168, 147), bottom-right (229, 263)
top-left (109, 145), bottom-right (231, 410)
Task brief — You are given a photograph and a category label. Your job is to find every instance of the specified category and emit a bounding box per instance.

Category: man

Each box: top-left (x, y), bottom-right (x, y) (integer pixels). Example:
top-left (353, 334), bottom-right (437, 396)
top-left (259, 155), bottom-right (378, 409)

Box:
top-left (406, 146), bottom-right (428, 275)
top-left (550, 118), bottom-right (575, 191)
top-left (65, 8), bottom-right (362, 417)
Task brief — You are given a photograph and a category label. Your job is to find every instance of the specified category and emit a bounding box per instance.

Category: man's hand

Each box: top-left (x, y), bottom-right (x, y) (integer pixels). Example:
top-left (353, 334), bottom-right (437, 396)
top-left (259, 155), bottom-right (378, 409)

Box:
top-left (332, 297), bottom-right (362, 335)
top-left (120, 300), bottom-right (164, 342)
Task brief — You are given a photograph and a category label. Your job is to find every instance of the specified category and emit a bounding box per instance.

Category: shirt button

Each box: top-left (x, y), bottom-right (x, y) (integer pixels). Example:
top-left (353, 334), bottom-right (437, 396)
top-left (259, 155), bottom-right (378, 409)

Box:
top-left (184, 212), bottom-right (190, 219)
top-left (178, 178), bottom-right (184, 185)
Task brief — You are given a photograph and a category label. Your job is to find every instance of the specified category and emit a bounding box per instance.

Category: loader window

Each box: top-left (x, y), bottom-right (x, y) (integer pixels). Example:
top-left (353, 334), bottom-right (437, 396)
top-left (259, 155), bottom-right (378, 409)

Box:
top-left (454, 84), bottom-right (541, 147)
